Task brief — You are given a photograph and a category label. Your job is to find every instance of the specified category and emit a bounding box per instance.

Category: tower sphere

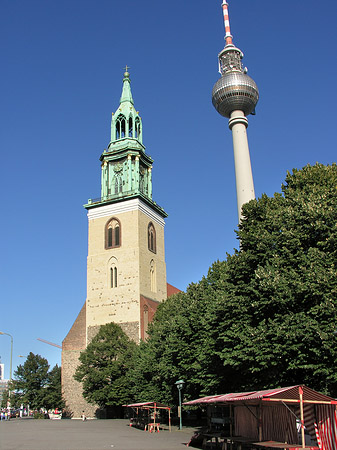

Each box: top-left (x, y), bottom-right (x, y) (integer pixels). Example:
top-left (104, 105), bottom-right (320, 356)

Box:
top-left (212, 71), bottom-right (259, 118)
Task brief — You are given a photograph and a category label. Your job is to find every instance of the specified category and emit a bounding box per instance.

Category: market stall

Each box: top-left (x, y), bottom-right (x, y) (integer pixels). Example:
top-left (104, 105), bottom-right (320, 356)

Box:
top-left (184, 385), bottom-right (337, 450)
top-left (123, 401), bottom-right (171, 432)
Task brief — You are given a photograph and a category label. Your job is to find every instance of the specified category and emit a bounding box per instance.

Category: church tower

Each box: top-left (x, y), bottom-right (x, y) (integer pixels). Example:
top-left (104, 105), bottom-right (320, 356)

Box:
top-left (62, 70), bottom-right (173, 418)
top-left (84, 69), bottom-right (168, 343)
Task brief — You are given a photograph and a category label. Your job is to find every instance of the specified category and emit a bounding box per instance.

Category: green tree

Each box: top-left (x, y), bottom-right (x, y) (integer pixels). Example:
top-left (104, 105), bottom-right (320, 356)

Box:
top-left (130, 274), bottom-right (229, 405)
top-left (133, 163), bottom-right (337, 400)
top-left (1, 389), bottom-right (23, 409)
top-left (11, 352), bottom-right (50, 409)
top-left (44, 364), bottom-right (64, 410)
top-left (74, 322), bottom-right (137, 408)
top-left (1, 389), bottom-right (9, 408)
top-left (218, 163), bottom-right (337, 394)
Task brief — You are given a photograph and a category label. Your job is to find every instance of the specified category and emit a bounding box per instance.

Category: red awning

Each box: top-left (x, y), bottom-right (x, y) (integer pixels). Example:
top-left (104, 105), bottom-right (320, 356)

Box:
top-left (184, 386), bottom-right (337, 406)
top-left (124, 402), bottom-right (170, 410)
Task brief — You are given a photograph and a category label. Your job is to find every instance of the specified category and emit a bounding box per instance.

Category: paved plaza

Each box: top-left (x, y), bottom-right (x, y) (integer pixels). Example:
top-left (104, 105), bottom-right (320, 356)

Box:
top-left (0, 418), bottom-right (198, 450)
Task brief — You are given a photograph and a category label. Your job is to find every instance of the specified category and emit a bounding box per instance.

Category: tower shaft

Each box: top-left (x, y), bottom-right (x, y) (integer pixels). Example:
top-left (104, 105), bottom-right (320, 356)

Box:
top-left (229, 111), bottom-right (255, 220)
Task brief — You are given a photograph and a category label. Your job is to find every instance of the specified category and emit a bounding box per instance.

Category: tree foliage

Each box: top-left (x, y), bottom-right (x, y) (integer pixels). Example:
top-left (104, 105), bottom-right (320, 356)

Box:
top-left (43, 364), bottom-right (64, 410)
top-left (74, 322), bottom-right (137, 408)
top-left (0, 389), bottom-right (22, 409)
top-left (131, 164), bottom-right (337, 402)
top-left (10, 353), bottom-right (63, 409)
top-left (228, 163), bottom-right (337, 393)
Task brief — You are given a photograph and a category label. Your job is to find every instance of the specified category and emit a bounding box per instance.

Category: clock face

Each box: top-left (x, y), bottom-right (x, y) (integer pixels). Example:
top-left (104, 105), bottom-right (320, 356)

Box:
top-left (114, 163), bottom-right (123, 173)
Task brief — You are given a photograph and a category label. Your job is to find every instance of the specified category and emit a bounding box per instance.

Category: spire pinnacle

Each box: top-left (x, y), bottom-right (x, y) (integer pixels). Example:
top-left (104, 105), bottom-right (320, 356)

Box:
top-left (120, 67), bottom-right (134, 105)
top-left (222, 1), bottom-right (233, 46)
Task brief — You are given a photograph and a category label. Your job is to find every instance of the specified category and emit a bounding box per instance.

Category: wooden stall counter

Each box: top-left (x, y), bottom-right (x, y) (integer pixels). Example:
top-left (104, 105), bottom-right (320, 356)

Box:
top-left (252, 441), bottom-right (319, 450)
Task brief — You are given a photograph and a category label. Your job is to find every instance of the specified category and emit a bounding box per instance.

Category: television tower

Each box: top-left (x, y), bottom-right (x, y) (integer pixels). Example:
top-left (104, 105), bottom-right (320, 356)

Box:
top-left (212, 1), bottom-right (259, 222)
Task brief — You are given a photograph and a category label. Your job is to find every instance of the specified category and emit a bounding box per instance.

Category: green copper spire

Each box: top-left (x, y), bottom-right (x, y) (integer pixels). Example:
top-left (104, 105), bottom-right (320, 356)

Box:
top-left (110, 69), bottom-right (142, 145)
top-left (119, 68), bottom-right (134, 105)
top-left (85, 69), bottom-right (167, 219)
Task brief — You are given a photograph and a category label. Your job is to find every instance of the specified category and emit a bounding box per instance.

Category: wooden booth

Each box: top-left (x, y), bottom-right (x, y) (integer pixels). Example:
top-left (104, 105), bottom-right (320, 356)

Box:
top-left (184, 385), bottom-right (337, 450)
top-left (124, 401), bottom-right (171, 432)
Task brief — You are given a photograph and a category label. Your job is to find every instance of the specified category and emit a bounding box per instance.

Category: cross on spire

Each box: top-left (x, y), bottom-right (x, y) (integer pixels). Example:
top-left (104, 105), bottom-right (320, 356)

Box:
top-left (124, 65), bottom-right (130, 73)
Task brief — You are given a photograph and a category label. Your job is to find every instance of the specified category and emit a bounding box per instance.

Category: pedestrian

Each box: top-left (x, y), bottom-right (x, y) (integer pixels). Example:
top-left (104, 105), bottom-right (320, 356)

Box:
top-left (82, 411), bottom-right (86, 421)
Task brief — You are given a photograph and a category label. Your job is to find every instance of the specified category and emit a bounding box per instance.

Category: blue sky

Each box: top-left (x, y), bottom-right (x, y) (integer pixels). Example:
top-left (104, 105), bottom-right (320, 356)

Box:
top-left (1, 0), bottom-right (336, 379)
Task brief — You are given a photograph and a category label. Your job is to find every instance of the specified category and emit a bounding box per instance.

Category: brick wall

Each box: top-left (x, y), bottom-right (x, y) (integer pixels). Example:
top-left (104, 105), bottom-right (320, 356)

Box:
top-left (62, 302), bottom-right (97, 418)
top-left (140, 295), bottom-right (160, 340)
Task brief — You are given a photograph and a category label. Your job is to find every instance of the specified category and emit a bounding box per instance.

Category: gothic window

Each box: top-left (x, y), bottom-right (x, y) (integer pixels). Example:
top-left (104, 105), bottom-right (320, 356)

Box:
top-left (143, 305), bottom-right (149, 339)
top-left (116, 115), bottom-right (126, 139)
top-left (108, 257), bottom-right (118, 288)
top-left (114, 176), bottom-right (123, 194)
top-left (106, 218), bottom-right (121, 249)
top-left (110, 266), bottom-right (118, 288)
top-left (140, 171), bottom-right (145, 194)
top-left (135, 117), bottom-right (140, 138)
top-left (129, 117), bottom-right (133, 137)
top-left (150, 260), bottom-right (156, 293)
top-left (148, 222), bottom-right (156, 253)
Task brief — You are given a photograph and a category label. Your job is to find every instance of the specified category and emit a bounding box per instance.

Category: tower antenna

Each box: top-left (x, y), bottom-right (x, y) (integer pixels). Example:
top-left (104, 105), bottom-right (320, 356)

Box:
top-left (222, 1), bottom-right (233, 46)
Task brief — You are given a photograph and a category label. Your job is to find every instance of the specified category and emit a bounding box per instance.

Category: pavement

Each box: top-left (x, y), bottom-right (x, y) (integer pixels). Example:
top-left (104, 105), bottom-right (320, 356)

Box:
top-left (0, 418), bottom-right (200, 450)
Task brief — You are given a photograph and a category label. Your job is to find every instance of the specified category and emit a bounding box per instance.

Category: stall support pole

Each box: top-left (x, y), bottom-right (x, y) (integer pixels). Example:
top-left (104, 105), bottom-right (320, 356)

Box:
top-left (259, 401), bottom-right (262, 441)
top-left (230, 405), bottom-right (233, 450)
top-left (299, 386), bottom-right (305, 448)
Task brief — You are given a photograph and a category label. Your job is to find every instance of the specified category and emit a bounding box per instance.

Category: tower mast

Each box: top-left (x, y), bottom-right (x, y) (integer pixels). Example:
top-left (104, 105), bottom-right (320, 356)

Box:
top-left (212, 1), bottom-right (259, 223)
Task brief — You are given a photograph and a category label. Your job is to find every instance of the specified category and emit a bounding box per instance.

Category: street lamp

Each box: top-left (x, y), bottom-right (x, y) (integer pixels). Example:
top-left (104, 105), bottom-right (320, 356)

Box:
top-left (175, 379), bottom-right (185, 430)
top-left (0, 331), bottom-right (13, 410)
top-left (0, 332), bottom-right (13, 381)
top-left (18, 355), bottom-right (29, 417)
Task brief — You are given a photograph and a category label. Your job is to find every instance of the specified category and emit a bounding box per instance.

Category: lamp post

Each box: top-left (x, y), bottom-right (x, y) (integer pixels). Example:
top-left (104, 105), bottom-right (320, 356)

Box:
top-left (0, 332), bottom-right (13, 381)
top-left (175, 379), bottom-right (185, 430)
top-left (0, 331), bottom-right (13, 410)
top-left (18, 356), bottom-right (29, 417)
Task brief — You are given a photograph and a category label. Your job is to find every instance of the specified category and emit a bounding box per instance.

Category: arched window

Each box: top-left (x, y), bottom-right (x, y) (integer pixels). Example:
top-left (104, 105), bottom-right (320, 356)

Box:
top-left (110, 266), bottom-right (118, 288)
top-left (116, 115), bottom-right (126, 139)
top-left (108, 257), bottom-right (118, 288)
top-left (150, 260), bottom-right (156, 293)
top-left (129, 117), bottom-right (133, 137)
top-left (148, 222), bottom-right (156, 253)
top-left (114, 176), bottom-right (123, 195)
top-left (139, 171), bottom-right (145, 194)
top-left (135, 117), bottom-right (140, 138)
top-left (143, 305), bottom-right (149, 339)
top-left (106, 218), bottom-right (121, 249)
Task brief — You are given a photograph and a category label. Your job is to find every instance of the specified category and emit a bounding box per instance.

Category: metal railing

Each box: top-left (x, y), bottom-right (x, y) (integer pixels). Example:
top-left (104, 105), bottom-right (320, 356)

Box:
top-left (87, 190), bottom-right (164, 211)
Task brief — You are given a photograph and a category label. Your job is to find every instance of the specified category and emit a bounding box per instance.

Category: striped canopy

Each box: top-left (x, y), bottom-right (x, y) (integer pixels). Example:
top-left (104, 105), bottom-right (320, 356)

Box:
top-left (184, 385), bottom-right (337, 450)
top-left (124, 401), bottom-right (170, 410)
top-left (183, 385), bottom-right (337, 406)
